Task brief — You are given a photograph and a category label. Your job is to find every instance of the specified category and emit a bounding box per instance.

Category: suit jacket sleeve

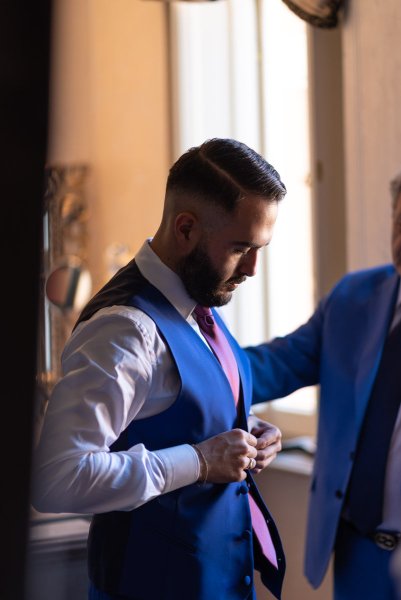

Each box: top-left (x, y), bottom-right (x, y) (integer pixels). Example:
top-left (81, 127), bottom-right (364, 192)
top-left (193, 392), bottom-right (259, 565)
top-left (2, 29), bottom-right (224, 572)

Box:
top-left (244, 297), bottom-right (326, 405)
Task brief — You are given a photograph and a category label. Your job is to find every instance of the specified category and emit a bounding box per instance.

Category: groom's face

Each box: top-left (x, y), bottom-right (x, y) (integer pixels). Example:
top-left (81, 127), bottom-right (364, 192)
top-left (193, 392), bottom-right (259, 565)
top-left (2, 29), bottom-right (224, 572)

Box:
top-left (178, 195), bottom-right (278, 307)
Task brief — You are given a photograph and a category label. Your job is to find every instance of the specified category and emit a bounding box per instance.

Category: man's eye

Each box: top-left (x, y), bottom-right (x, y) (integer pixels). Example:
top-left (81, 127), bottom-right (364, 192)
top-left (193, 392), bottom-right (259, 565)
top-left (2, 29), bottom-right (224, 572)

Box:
top-left (233, 248), bottom-right (248, 255)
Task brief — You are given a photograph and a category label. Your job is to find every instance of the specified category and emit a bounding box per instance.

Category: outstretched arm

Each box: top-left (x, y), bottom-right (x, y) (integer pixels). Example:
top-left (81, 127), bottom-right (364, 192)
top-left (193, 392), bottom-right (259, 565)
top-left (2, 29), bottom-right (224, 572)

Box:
top-left (244, 299), bottom-right (325, 405)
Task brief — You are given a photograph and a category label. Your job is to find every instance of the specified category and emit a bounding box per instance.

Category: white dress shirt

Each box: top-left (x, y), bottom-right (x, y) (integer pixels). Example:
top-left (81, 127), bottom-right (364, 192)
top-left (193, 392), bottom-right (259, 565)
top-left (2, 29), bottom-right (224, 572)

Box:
top-left (33, 240), bottom-right (209, 514)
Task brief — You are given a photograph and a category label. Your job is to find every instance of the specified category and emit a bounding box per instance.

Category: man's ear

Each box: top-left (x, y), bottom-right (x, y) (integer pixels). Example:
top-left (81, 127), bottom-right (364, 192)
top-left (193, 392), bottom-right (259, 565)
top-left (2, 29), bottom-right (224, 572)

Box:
top-left (174, 212), bottom-right (200, 250)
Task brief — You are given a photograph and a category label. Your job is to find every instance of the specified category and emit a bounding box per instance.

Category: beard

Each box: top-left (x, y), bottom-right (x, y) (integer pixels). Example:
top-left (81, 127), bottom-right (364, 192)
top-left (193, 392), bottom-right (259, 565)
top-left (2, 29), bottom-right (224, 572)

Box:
top-left (178, 242), bottom-right (241, 307)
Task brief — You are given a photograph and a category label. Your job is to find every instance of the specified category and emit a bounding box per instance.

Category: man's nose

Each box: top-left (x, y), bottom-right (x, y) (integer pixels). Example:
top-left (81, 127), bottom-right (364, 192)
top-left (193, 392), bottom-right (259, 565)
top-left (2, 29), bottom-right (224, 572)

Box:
top-left (239, 249), bottom-right (258, 277)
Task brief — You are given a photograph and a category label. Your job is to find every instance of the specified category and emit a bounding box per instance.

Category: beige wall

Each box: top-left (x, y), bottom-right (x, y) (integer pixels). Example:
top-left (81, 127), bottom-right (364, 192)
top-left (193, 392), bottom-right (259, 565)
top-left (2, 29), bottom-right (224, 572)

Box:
top-left (342, 0), bottom-right (401, 271)
top-left (47, 0), bottom-right (170, 290)
top-left (308, 26), bottom-right (346, 298)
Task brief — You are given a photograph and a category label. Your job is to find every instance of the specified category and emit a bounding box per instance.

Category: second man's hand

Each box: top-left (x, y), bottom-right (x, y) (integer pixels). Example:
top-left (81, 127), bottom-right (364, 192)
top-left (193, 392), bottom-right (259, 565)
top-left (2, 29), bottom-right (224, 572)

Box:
top-left (194, 428), bottom-right (258, 483)
top-left (247, 415), bottom-right (282, 474)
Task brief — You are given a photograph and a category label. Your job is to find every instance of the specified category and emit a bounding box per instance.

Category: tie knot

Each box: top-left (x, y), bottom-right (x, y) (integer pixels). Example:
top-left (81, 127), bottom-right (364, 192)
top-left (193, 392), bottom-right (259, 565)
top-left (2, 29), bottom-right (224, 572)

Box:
top-left (194, 305), bottom-right (215, 329)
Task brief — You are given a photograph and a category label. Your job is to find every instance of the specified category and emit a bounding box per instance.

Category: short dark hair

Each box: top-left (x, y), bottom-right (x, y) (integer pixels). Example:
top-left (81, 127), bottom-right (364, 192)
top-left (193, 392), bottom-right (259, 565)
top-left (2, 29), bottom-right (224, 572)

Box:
top-left (166, 138), bottom-right (287, 212)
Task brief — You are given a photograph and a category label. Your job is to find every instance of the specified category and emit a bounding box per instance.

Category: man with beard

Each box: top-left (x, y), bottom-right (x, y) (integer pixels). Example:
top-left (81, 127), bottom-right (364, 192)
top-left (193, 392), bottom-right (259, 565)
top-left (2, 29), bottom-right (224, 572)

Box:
top-left (245, 168), bottom-right (401, 600)
top-left (32, 138), bottom-right (287, 600)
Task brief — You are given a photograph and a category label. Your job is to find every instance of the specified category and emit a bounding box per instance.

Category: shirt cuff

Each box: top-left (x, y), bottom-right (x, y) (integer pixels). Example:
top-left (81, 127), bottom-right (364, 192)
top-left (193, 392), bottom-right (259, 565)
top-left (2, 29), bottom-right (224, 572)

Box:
top-left (154, 444), bottom-right (200, 493)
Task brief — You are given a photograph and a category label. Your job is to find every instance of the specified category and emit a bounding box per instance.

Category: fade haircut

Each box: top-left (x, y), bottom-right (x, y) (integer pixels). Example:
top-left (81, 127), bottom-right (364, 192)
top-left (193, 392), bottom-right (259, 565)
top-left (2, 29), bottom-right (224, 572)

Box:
top-left (166, 138), bottom-right (287, 212)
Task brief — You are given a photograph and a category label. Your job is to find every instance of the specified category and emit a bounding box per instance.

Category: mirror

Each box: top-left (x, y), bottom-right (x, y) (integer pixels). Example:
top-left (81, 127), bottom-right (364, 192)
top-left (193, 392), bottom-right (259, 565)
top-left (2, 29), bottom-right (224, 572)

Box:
top-left (45, 257), bottom-right (92, 312)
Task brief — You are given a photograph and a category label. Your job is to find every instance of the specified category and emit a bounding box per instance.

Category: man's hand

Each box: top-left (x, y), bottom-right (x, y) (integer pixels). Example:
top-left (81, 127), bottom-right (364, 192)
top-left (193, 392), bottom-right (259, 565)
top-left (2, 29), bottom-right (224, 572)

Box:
top-left (247, 415), bottom-right (282, 474)
top-left (194, 428), bottom-right (258, 483)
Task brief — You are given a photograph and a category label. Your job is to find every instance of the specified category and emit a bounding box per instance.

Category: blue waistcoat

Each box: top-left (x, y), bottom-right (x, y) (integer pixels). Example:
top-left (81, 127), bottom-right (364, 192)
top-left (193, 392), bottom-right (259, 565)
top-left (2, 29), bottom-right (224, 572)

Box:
top-left (76, 259), bottom-right (285, 600)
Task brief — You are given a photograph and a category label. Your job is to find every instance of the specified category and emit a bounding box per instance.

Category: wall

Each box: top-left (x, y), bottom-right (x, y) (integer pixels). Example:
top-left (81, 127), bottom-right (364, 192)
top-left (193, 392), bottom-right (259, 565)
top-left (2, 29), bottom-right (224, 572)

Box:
top-left (47, 0), bottom-right (170, 290)
top-left (342, 0), bottom-right (401, 270)
top-left (308, 26), bottom-right (346, 298)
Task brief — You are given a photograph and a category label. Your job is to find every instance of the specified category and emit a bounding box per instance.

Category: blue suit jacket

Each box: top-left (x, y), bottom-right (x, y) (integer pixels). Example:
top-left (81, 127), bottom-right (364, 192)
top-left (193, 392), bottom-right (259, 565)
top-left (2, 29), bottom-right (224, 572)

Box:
top-left (245, 264), bottom-right (400, 588)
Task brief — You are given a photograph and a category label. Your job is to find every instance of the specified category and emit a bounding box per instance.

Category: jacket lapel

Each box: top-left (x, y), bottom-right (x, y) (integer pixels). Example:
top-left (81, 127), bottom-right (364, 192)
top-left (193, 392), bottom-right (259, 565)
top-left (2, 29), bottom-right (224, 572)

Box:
top-left (354, 272), bottom-right (400, 433)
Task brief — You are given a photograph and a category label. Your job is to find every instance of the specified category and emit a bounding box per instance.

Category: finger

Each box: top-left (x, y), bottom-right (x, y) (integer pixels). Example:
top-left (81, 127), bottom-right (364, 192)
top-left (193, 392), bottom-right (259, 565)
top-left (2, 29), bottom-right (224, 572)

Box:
top-left (246, 446), bottom-right (258, 459)
top-left (240, 454), bottom-right (254, 471)
top-left (255, 441), bottom-right (281, 461)
top-left (257, 450), bottom-right (278, 463)
top-left (255, 431), bottom-right (281, 450)
top-left (238, 469), bottom-right (248, 482)
top-left (253, 452), bottom-right (278, 472)
top-left (248, 457), bottom-right (257, 470)
top-left (263, 454), bottom-right (278, 468)
top-left (247, 433), bottom-right (258, 447)
top-left (242, 456), bottom-right (257, 471)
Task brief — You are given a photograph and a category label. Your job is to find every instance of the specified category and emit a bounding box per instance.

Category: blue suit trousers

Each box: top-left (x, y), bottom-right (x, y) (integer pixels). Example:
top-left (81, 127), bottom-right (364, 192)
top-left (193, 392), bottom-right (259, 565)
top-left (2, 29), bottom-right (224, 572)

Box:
top-left (334, 520), bottom-right (398, 599)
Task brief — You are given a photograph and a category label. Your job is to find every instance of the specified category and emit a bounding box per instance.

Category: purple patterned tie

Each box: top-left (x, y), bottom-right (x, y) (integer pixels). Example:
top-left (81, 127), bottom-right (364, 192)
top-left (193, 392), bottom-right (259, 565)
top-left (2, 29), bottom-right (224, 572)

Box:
top-left (194, 305), bottom-right (240, 402)
top-left (194, 305), bottom-right (278, 568)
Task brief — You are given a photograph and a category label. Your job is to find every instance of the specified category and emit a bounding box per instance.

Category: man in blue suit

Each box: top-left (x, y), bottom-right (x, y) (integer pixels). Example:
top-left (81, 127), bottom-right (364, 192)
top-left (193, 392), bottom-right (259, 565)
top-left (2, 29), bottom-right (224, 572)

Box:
top-left (33, 139), bottom-right (287, 600)
top-left (245, 169), bottom-right (401, 600)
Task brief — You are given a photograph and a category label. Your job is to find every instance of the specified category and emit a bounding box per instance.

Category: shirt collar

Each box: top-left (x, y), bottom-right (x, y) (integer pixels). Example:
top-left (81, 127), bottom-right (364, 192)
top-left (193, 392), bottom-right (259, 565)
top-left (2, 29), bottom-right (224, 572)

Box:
top-left (135, 239), bottom-right (197, 321)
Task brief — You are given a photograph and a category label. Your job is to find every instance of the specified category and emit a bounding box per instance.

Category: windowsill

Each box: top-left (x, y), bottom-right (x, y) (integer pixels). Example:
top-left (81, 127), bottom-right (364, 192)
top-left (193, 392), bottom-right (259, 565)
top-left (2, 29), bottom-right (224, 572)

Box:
top-left (29, 509), bottom-right (90, 551)
top-left (252, 401), bottom-right (317, 439)
top-left (269, 450), bottom-right (314, 476)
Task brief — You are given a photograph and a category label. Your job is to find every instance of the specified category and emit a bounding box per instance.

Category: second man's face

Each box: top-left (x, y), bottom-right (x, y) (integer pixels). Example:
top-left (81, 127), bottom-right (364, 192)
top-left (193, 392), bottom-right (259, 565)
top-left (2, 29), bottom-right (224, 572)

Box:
top-left (178, 195), bottom-right (278, 307)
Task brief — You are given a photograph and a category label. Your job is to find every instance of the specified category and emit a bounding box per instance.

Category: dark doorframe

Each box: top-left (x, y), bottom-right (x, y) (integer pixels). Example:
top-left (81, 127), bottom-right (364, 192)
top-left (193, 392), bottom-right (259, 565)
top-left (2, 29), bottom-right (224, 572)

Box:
top-left (0, 2), bottom-right (52, 599)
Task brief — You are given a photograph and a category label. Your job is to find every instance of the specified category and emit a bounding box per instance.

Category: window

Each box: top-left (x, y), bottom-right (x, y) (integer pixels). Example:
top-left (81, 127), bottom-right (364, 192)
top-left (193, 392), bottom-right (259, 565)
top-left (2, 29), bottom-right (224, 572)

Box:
top-left (169, 0), bottom-right (317, 436)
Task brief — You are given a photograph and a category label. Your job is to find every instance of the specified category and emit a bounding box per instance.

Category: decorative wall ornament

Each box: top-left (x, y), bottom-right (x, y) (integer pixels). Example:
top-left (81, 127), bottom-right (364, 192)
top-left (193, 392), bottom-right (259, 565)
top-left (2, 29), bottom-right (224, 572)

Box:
top-left (36, 164), bottom-right (92, 442)
top-left (141, 0), bottom-right (344, 27)
top-left (280, 0), bottom-right (344, 28)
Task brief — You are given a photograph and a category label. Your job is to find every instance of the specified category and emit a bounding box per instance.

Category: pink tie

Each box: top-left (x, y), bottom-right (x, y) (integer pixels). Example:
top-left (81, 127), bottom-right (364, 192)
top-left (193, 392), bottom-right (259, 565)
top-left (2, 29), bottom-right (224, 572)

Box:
top-left (194, 305), bottom-right (240, 402)
top-left (194, 305), bottom-right (278, 568)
